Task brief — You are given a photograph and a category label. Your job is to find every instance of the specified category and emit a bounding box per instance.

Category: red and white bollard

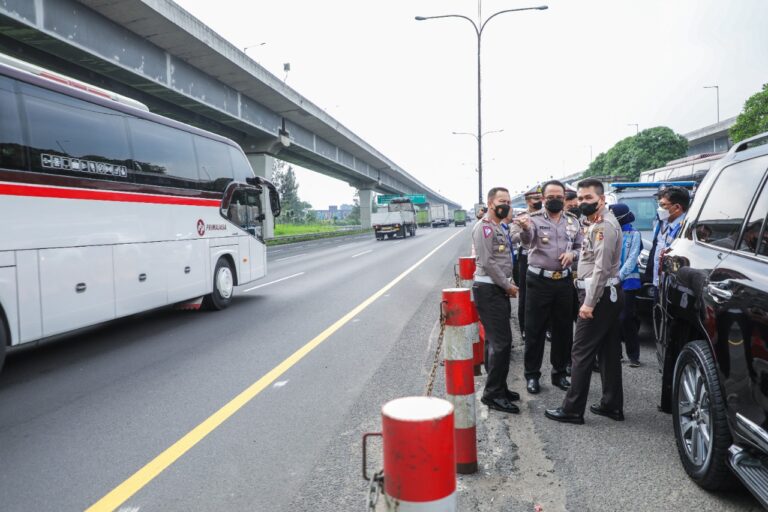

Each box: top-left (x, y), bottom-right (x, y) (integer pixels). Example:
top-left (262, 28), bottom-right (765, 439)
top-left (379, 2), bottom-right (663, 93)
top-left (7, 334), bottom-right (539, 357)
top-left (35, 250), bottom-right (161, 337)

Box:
top-left (381, 397), bottom-right (457, 510)
top-left (442, 288), bottom-right (478, 474)
top-left (457, 257), bottom-right (483, 376)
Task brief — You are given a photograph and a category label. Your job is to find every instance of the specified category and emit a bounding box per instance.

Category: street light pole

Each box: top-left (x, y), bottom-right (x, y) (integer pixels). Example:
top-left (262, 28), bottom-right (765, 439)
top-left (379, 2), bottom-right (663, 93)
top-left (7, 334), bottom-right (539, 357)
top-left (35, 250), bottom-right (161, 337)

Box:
top-left (628, 123), bottom-right (639, 135)
top-left (704, 85), bottom-right (720, 123)
top-left (416, 5), bottom-right (548, 204)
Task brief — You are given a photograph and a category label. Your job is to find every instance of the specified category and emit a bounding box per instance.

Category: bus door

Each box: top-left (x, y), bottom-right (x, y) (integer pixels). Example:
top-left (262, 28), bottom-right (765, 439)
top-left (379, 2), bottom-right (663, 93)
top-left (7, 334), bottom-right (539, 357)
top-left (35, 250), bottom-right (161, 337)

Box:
top-left (224, 185), bottom-right (266, 283)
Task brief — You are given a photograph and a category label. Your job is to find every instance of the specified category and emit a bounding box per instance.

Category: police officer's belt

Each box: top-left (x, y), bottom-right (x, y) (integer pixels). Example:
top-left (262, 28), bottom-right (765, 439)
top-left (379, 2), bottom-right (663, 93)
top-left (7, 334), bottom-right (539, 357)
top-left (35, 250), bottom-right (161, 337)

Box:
top-left (527, 266), bottom-right (571, 280)
top-left (575, 277), bottom-right (620, 289)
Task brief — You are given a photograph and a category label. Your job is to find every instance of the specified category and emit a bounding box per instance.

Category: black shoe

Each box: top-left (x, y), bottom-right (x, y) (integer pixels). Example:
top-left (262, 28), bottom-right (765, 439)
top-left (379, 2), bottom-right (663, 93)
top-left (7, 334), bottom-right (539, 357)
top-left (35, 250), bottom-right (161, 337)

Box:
top-left (629, 360), bottom-right (640, 368)
top-left (526, 378), bottom-right (540, 394)
top-left (552, 375), bottom-right (571, 391)
top-left (506, 390), bottom-right (521, 402)
top-left (589, 403), bottom-right (625, 421)
top-left (592, 361), bottom-right (600, 372)
top-left (544, 407), bottom-right (584, 424)
top-left (481, 396), bottom-right (520, 414)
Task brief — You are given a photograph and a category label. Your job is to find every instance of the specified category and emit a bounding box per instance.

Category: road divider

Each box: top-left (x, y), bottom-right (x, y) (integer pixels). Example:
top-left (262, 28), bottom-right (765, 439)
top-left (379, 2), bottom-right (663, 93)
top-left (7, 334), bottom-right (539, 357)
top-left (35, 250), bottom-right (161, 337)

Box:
top-left (85, 229), bottom-right (465, 512)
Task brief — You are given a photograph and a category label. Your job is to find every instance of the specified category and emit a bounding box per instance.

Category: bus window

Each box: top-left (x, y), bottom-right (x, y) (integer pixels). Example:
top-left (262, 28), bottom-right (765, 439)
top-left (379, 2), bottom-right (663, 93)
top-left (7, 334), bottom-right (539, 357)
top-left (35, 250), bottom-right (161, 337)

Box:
top-left (21, 82), bottom-right (131, 177)
top-left (0, 76), bottom-right (25, 170)
top-left (226, 187), bottom-right (264, 239)
top-left (194, 135), bottom-right (234, 192)
top-left (129, 117), bottom-right (199, 184)
top-left (228, 146), bottom-right (255, 183)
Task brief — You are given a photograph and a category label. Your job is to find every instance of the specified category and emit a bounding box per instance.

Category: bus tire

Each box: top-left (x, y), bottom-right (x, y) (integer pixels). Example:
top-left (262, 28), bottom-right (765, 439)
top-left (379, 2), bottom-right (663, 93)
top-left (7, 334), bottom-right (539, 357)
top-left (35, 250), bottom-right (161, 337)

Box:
top-left (203, 257), bottom-right (235, 310)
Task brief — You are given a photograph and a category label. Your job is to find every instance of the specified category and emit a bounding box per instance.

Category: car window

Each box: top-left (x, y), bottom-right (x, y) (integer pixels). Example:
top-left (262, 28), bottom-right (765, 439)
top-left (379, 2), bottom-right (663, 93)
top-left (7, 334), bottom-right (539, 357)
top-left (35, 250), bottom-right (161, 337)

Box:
top-left (738, 181), bottom-right (768, 255)
top-left (620, 196), bottom-right (657, 231)
top-left (695, 159), bottom-right (768, 250)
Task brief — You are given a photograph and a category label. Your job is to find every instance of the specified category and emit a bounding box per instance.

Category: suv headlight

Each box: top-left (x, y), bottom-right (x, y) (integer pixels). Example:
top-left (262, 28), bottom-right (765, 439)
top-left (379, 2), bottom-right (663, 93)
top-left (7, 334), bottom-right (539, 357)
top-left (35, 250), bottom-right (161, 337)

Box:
top-left (638, 249), bottom-right (649, 271)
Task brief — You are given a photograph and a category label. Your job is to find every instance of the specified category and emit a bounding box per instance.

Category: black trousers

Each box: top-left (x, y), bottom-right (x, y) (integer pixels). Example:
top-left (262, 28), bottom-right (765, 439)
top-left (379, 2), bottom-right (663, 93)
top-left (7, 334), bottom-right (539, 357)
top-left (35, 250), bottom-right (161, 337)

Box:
top-left (523, 272), bottom-right (573, 380)
top-left (473, 282), bottom-right (513, 399)
top-left (516, 251), bottom-right (528, 334)
top-left (621, 289), bottom-right (640, 361)
top-left (563, 286), bottom-right (625, 415)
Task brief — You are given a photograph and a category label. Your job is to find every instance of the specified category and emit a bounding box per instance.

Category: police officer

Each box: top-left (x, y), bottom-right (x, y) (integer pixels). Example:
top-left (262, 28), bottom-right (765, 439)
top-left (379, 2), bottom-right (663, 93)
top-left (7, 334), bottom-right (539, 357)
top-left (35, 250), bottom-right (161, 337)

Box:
top-left (516, 186), bottom-right (543, 340)
top-left (473, 187), bottom-right (520, 414)
top-left (545, 178), bottom-right (624, 424)
top-left (518, 180), bottom-right (582, 394)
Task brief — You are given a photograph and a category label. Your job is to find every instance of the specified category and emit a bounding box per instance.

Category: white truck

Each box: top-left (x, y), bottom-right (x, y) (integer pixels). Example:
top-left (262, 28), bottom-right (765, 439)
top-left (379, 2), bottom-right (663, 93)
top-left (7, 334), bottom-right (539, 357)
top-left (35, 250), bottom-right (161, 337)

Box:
top-left (430, 204), bottom-right (450, 227)
top-left (372, 198), bottom-right (417, 240)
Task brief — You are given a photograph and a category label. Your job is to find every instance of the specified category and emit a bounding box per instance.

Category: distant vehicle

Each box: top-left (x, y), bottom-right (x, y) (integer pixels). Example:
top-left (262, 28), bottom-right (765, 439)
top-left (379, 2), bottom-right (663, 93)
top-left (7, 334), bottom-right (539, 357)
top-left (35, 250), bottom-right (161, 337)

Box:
top-left (415, 208), bottom-right (431, 227)
top-left (656, 132), bottom-right (768, 506)
top-left (606, 181), bottom-right (697, 314)
top-left (430, 204), bottom-right (450, 227)
top-left (453, 209), bottom-right (467, 227)
top-left (640, 152), bottom-right (725, 183)
top-left (372, 198), bottom-right (417, 240)
top-left (0, 52), bottom-right (281, 373)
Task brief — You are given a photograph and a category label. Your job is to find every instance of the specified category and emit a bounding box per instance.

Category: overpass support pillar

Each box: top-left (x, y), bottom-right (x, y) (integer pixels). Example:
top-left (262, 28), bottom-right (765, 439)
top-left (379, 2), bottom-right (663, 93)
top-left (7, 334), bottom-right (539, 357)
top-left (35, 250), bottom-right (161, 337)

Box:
top-left (246, 153), bottom-right (274, 179)
top-left (359, 188), bottom-right (373, 230)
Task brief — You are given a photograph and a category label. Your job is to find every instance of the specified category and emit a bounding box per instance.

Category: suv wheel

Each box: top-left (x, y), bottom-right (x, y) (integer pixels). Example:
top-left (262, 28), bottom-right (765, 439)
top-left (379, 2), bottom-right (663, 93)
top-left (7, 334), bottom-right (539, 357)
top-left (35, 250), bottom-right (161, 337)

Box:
top-left (672, 340), bottom-right (735, 490)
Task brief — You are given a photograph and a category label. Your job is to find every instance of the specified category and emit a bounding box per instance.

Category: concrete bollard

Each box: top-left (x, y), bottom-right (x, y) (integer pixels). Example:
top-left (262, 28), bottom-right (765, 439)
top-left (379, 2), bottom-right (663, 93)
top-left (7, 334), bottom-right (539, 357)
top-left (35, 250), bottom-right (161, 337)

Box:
top-left (457, 256), bottom-right (484, 376)
top-left (442, 288), bottom-right (478, 474)
top-left (382, 397), bottom-right (457, 511)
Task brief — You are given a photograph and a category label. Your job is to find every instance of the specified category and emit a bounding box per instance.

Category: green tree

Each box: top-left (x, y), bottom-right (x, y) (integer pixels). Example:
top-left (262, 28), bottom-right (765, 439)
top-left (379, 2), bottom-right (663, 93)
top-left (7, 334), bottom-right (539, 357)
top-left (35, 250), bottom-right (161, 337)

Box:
top-left (730, 83), bottom-right (768, 144)
top-left (345, 190), bottom-right (361, 225)
top-left (584, 126), bottom-right (688, 180)
top-left (272, 160), bottom-right (312, 223)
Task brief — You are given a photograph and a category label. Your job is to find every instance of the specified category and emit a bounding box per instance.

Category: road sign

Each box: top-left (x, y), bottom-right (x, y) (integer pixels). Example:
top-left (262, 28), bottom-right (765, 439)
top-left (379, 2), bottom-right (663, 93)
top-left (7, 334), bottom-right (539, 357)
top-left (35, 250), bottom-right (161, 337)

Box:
top-left (376, 194), bottom-right (427, 205)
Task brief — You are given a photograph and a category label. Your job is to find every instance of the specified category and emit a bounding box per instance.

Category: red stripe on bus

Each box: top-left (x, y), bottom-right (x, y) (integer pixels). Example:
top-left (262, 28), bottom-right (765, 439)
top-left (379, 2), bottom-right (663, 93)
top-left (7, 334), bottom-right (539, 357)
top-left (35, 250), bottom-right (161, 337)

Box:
top-left (0, 183), bottom-right (221, 207)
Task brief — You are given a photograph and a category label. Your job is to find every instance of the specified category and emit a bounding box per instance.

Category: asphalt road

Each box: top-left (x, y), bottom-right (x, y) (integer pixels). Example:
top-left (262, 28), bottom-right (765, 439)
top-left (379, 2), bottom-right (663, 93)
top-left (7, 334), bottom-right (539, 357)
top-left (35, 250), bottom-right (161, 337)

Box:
top-left (0, 225), bottom-right (761, 511)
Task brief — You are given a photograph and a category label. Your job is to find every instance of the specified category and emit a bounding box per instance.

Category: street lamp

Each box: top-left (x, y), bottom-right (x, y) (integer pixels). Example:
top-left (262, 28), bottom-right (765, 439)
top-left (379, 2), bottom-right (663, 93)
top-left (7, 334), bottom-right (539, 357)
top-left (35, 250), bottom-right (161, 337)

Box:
top-left (243, 42), bottom-right (266, 53)
top-left (416, 5), bottom-right (548, 204)
top-left (703, 85), bottom-right (720, 123)
top-left (628, 123), bottom-right (639, 135)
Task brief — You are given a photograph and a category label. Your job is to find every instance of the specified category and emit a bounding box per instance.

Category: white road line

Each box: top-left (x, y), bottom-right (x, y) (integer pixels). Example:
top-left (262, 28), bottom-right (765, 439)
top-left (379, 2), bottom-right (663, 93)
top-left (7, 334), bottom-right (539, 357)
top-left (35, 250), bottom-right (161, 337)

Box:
top-left (351, 249), bottom-right (373, 259)
top-left (243, 272), bottom-right (305, 292)
top-left (275, 253), bottom-right (307, 262)
top-left (272, 380), bottom-right (289, 388)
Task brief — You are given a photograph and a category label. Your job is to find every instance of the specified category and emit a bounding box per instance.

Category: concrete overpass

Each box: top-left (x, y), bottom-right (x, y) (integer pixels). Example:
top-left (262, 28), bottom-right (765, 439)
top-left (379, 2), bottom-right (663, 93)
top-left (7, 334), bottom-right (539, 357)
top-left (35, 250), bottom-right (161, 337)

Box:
top-left (0, 0), bottom-right (460, 226)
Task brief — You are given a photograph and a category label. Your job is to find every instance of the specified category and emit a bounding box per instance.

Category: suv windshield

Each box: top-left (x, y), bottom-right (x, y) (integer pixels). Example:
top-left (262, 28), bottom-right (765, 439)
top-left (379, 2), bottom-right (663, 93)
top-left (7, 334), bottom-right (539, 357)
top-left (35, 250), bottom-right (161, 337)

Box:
top-left (619, 196), bottom-right (658, 231)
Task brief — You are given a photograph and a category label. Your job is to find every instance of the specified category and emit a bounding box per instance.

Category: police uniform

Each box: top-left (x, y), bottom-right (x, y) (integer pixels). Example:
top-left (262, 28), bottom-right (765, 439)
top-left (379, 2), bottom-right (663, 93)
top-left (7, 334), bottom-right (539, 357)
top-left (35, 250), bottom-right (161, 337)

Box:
top-left (517, 188), bottom-right (543, 337)
top-left (561, 205), bottom-right (624, 416)
top-left (519, 209), bottom-right (583, 390)
top-left (472, 216), bottom-right (516, 402)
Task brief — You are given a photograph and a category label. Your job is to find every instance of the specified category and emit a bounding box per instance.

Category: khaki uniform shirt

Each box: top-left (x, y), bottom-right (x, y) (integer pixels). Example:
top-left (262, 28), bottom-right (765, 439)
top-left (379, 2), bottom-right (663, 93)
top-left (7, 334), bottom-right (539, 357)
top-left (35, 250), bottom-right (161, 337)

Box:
top-left (520, 211), bottom-right (583, 271)
top-left (472, 216), bottom-right (514, 289)
top-left (578, 206), bottom-right (622, 308)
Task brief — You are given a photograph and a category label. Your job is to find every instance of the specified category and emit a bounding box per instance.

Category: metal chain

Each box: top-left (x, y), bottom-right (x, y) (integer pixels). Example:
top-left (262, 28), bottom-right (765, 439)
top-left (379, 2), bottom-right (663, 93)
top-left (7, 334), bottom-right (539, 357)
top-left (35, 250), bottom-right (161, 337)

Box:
top-left (425, 301), bottom-right (448, 396)
top-left (366, 470), bottom-right (384, 511)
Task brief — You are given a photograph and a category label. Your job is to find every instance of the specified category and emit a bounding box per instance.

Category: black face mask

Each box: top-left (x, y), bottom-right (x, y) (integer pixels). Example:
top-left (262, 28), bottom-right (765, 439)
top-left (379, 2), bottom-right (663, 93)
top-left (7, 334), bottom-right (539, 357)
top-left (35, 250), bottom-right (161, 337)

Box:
top-left (567, 206), bottom-right (581, 216)
top-left (531, 201), bottom-right (542, 211)
top-left (494, 203), bottom-right (511, 219)
top-left (545, 199), bottom-right (564, 213)
top-left (579, 201), bottom-right (600, 217)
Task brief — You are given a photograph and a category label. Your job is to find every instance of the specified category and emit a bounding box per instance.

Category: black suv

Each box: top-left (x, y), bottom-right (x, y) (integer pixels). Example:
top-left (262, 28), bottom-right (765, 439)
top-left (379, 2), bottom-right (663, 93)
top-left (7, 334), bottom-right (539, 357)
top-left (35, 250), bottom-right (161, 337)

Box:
top-left (657, 132), bottom-right (768, 506)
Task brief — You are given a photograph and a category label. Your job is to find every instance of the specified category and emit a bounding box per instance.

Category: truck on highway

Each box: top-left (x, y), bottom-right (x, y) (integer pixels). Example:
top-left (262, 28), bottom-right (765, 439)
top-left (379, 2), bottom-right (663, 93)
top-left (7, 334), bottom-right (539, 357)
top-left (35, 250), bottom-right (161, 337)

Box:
top-left (372, 198), bottom-right (417, 240)
top-left (430, 204), bottom-right (450, 227)
top-left (453, 209), bottom-right (467, 226)
top-left (415, 208), bottom-right (431, 227)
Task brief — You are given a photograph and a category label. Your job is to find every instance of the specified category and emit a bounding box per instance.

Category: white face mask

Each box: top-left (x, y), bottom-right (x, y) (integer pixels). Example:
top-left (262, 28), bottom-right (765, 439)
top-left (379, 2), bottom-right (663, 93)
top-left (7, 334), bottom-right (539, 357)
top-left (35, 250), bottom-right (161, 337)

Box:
top-left (657, 207), bottom-right (670, 222)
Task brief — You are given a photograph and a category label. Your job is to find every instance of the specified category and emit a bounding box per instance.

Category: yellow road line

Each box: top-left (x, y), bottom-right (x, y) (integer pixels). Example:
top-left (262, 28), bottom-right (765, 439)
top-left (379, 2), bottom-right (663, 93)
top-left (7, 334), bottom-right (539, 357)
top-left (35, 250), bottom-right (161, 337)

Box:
top-left (86, 229), bottom-right (465, 512)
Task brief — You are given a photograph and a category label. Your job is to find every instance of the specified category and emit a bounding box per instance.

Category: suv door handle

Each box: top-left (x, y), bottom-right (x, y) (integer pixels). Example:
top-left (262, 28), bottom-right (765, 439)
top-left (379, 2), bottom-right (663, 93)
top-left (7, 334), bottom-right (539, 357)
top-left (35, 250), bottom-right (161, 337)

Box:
top-left (707, 283), bottom-right (733, 301)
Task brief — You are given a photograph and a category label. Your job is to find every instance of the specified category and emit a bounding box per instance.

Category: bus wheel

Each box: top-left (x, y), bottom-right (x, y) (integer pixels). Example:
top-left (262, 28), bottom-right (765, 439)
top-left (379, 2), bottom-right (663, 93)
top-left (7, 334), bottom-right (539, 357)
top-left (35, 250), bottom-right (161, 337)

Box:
top-left (203, 258), bottom-right (234, 310)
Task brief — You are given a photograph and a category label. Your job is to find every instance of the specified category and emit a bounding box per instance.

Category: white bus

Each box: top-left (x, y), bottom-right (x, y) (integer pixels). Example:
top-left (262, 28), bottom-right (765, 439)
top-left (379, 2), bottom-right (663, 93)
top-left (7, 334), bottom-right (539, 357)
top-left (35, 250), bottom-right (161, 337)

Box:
top-left (0, 54), bottom-right (280, 372)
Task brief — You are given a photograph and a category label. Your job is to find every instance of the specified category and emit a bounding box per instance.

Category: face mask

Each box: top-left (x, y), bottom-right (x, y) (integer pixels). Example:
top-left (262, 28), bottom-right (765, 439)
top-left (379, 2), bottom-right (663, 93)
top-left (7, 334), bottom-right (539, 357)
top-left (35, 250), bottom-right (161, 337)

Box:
top-left (494, 203), bottom-right (511, 219)
top-left (532, 201), bottom-right (543, 211)
top-left (567, 206), bottom-right (581, 216)
top-left (657, 207), bottom-right (670, 222)
top-left (545, 199), bottom-right (564, 213)
top-left (579, 201), bottom-right (599, 217)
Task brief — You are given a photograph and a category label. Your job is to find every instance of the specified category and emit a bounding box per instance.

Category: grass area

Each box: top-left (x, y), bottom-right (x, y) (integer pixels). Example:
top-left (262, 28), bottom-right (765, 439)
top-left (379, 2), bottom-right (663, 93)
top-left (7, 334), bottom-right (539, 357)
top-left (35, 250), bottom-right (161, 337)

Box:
top-left (273, 223), bottom-right (353, 236)
top-left (267, 228), bottom-right (371, 246)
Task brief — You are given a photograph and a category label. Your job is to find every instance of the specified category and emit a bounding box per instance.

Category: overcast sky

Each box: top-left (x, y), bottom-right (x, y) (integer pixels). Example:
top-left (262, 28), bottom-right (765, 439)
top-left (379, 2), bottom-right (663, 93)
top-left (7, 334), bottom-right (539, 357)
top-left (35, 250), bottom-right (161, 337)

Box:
top-left (174, 0), bottom-right (768, 210)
